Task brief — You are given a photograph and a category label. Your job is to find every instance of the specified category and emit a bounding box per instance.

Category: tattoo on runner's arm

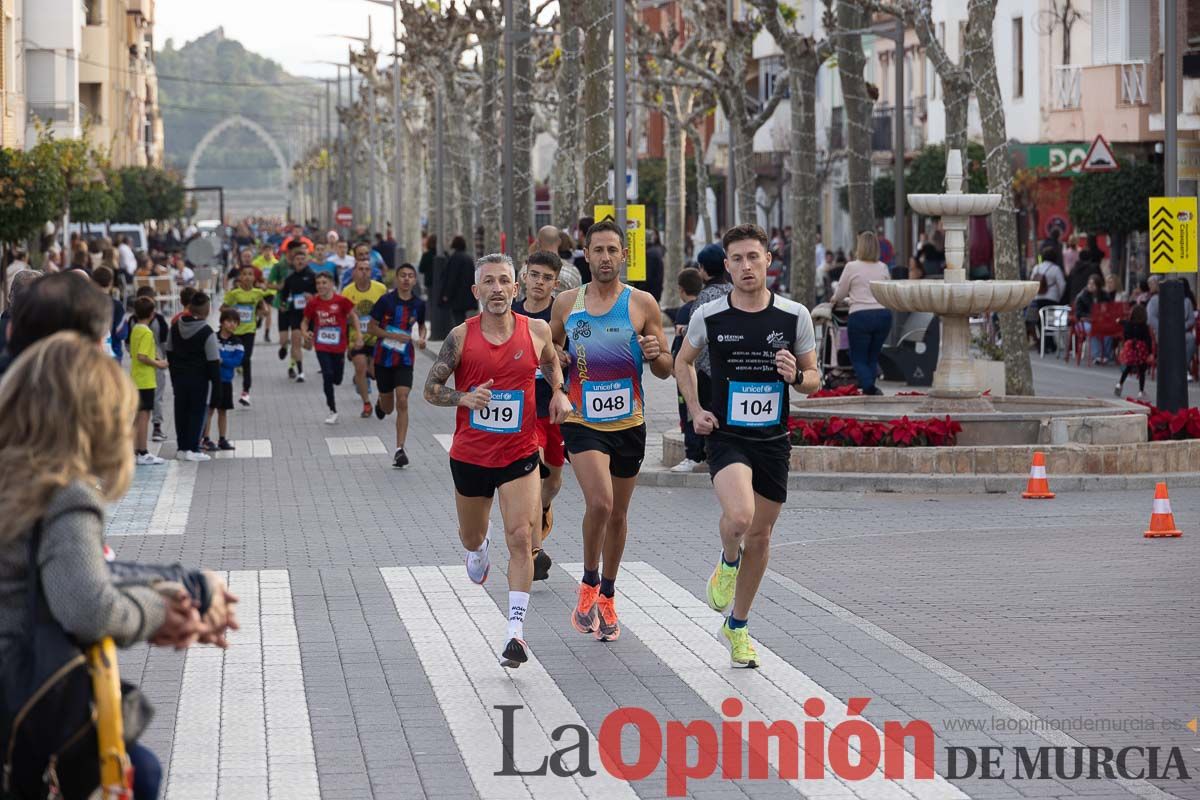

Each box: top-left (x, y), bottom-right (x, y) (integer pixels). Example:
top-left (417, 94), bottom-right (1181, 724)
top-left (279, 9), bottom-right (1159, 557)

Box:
top-left (423, 331), bottom-right (465, 406)
top-left (539, 330), bottom-right (565, 390)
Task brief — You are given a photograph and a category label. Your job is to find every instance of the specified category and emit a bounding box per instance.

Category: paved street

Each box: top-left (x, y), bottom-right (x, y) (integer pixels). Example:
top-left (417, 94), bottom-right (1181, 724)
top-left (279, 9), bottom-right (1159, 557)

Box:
top-left (109, 328), bottom-right (1200, 800)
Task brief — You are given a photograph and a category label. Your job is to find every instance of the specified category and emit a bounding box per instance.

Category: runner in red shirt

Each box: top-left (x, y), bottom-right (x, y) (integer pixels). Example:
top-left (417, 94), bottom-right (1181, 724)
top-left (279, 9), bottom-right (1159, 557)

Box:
top-left (423, 253), bottom-right (570, 668)
top-left (300, 271), bottom-right (362, 424)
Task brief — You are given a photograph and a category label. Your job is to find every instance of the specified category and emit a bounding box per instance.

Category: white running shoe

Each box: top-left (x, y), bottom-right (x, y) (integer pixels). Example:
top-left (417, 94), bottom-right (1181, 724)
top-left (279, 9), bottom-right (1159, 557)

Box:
top-left (176, 450), bottom-right (189, 461)
top-left (465, 532), bottom-right (491, 584)
top-left (239, 392), bottom-right (252, 408)
top-left (324, 411), bottom-right (339, 425)
top-left (136, 453), bottom-right (166, 466)
top-left (670, 458), bottom-right (700, 473)
top-left (184, 451), bottom-right (211, 462)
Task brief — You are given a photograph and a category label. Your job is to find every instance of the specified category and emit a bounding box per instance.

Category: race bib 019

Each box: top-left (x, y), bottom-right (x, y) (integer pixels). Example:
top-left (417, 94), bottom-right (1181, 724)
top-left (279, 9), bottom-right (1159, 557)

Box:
top-left (727, 381), bottom-right (784, 427)
top-left (316, 326), bottom-right (342, 346)
top-left (469, 389), bottom-right (524, 434)
top-left (236, 304), bottom-right (254, 324)
top-left (582, 378), bottom-right (633, 423)
top-left (292, 294), bottom-right (307, 310)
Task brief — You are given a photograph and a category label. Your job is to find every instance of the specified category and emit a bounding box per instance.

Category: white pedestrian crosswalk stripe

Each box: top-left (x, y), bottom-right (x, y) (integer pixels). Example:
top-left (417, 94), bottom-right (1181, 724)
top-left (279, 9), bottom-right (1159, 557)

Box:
top-left (325, 435), bottom-right (387, 455)
top-left (563, 562), bottom-right (968, 800)
top-left (212, 439), bottom-right (274, 458)
top-left (434, 433), bottom-right (454, 453)
top-left (165, 571), bottom-right (318, 800)
top-left (108, 460), bottom-right (195, 537)
top-left (380, 565), bottom-right (640, 800)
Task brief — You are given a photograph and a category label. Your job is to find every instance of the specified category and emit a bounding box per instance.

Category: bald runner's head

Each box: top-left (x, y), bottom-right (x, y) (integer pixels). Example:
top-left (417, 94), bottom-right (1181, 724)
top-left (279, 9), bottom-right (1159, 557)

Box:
top-left (535, 225), bottom-right (560, 253)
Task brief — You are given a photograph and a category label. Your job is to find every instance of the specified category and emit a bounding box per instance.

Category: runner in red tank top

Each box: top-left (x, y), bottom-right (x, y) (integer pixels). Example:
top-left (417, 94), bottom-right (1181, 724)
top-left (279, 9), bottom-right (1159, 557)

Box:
top-left (423, 254), bottom-right (571, 668)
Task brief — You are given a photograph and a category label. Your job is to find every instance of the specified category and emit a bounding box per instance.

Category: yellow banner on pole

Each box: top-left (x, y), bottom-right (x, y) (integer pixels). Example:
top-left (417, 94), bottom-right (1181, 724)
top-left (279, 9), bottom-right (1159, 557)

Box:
top-left (593, 204), bottom-right (646, 281)
top-left (1150, 197), bottom-right (1199, 273)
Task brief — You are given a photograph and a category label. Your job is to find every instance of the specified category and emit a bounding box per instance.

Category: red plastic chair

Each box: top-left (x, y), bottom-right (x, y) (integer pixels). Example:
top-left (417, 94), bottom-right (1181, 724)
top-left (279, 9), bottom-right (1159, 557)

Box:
top-left (1078, 302), bottom-right (1127, 366)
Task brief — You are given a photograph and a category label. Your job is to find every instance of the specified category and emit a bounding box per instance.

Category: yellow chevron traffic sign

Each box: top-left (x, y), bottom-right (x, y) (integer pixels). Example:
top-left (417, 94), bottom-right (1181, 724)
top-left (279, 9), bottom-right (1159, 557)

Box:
top-left (1149, 197), bottom-right (1198, 273)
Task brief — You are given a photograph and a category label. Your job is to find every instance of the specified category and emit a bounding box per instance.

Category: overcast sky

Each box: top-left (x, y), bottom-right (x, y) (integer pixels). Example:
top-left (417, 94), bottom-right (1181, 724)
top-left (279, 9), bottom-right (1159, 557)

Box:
top-left (156, 0), bottom-right (399, 78)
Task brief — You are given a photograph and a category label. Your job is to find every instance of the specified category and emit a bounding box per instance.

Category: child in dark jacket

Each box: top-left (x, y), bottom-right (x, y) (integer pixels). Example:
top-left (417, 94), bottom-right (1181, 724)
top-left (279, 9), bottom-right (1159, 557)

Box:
top-left (166, 292), bottom-right (220, 460)
top-left (1116, 304), bottom-right (1154, 399)
top-left (202, 309), bottom-right (246, 452)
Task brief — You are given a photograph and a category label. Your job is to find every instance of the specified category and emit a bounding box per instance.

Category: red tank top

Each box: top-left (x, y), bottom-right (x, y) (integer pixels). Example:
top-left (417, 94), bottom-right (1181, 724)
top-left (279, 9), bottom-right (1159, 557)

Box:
top-left (450, 313), bottom-right (539, 467)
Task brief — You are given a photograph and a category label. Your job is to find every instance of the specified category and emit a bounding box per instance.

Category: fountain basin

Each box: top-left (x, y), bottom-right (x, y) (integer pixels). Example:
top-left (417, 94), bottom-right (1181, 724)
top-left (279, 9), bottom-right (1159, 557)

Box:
top-left (907, 193), bottom-right (1002, 217)
top-left (870, 279), bottom-right (1040, 315)
top-left (789, 395), bottom-right (1148, 446)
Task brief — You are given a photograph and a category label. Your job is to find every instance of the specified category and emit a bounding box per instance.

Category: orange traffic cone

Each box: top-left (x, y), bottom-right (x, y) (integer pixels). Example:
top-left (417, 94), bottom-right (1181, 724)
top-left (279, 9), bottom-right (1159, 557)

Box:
top-left (1144, 482), bottom-right (1183, 538)
top-left (1021, 452), bottom-right (1055, 499)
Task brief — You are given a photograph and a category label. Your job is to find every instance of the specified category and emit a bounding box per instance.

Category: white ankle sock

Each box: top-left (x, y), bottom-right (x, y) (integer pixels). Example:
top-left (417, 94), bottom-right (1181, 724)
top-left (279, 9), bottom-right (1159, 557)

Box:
top-left (507, 591), bottom-right (529, 640)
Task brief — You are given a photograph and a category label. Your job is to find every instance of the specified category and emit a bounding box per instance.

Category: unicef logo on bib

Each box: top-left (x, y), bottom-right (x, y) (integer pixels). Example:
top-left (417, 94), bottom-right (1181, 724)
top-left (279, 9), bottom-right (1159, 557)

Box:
top-left (470, 389), bottom-right (524, 434)
top-left (727, 381), bottom-right (783, 428)
top-left (582, 378), bottom-right (633, 423)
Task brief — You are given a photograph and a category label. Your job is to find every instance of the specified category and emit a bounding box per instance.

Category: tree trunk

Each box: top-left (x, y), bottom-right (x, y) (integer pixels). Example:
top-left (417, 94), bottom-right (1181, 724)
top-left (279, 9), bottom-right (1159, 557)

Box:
top-left (551, 2), bottom-right (582, 229)
top-left (687, 125), bottom-right (712, 249)
top-left (734, 116), bottom-right (757, 228)
top-left (943, 76), bottom-right (970, 154)
top-left (479, 35), bottom-right (502, 254)
top-left (401, 103), bottom-right (424, 263)
top-left (836, 0), bottom-right (873, 239)
top-left (663, 112), bottom-right (685, 307)
top-left (511, 0), bottom-right (535, 267)
top-left (580, 0), bottom-right (612, 212)
top-left (967, 0), bottom-right (1033, 396)
top-left (788, 54), bottom-right (820, 307)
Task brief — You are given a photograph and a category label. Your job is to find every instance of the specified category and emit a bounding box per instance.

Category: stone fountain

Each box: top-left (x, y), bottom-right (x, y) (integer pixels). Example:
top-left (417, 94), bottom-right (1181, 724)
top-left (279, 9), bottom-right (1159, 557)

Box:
top-left (869, 149), bottom-right (1037, 413)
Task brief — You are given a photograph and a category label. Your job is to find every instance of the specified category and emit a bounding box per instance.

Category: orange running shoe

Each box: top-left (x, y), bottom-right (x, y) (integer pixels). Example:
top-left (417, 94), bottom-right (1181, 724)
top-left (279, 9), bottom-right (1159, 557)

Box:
top-left (571, 582), bottom-right (599, 634)
top-left (595, 594), bottom-right (620, 642)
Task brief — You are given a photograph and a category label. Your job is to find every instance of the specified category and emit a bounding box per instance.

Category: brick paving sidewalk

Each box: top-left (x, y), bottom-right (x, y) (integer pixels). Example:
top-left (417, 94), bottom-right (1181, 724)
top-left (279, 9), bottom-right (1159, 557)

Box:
top-left (106, 328), bottom-right (1200, 800)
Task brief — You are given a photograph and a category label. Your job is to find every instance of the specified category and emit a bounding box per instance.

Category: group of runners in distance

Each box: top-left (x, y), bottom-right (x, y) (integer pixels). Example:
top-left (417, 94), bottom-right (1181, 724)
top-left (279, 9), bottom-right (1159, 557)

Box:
top-left (234, 238), bottom-right (427, 468)
top-left (426, 220), bottom-right (819, 670)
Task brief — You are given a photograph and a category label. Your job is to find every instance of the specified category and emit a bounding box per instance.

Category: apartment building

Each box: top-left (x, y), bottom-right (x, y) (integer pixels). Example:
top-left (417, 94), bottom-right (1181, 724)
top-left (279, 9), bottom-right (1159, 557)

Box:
top-left (1, 0), bottom-right (23, 148)
top-left (19, 0), bottom-right (160, 166)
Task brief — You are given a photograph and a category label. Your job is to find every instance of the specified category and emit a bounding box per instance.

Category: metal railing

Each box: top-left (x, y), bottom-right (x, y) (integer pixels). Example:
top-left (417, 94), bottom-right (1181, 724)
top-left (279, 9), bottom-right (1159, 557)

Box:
top-left (870, 105), bottom-right (925, 152)
top-left (1054, 65), bottom-right (1081, 110)
top-left (1120, 61), bottom-right (1147, 105)
top-left (27, 102), bottom-right (76, 124)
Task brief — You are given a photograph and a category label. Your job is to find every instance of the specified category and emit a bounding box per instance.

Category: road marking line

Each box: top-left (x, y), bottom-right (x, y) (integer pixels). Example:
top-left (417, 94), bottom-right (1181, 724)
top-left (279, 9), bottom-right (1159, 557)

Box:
top-left (325, 435), bottom-right (387, 456)
top-left (380, 565), bottom-right (639, 800)
top-left (212, 439), bottom-right (273, 459)
top-left (434, 433), bottom-right (454, 453)
top-left (166, 570), bottom-right (319, 800)
top-left (563, 562), bottom-right (967, 800)
top-left (763, 570), bottom-right (1178, 800)
top-left (108, 461), bottom-right (195, 537)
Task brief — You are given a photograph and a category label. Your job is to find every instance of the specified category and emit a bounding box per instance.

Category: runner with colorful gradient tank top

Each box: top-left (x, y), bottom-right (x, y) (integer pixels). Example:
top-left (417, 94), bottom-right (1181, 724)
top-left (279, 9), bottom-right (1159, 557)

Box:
top-left (550, 219), bottom-right (674, 644)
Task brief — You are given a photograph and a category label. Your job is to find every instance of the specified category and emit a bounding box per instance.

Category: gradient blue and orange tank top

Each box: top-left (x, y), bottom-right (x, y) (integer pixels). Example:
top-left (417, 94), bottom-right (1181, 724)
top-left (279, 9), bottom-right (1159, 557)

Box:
top-left (564, 284), bottom-right (645, 431)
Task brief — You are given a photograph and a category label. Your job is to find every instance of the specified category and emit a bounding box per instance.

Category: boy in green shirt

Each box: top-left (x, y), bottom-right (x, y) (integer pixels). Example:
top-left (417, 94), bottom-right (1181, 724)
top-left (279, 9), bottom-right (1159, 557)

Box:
top-left (221, 264), bottom-right (270, 407)
top-left (130, 296), bottom-right (168, 465)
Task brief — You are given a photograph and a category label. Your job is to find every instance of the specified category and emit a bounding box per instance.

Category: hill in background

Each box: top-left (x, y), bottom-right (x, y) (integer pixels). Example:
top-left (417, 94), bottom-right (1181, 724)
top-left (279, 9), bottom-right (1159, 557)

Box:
top-left (156, 28), bottom-right (320, 192)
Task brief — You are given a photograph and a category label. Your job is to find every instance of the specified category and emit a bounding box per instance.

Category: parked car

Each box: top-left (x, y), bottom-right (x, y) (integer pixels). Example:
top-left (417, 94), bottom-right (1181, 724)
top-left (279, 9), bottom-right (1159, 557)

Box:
top-left (68, 222), bottom-right (150, 253)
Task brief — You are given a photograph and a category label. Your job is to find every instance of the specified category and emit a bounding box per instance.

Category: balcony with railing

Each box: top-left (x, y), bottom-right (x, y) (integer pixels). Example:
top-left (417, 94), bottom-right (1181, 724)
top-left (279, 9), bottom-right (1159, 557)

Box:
top-left (1046, 61), bottom-right (1152, 142)
top-left (870, 104), bottom-right (926, 154)
top-left (27, 102), bottom-right (76, 124)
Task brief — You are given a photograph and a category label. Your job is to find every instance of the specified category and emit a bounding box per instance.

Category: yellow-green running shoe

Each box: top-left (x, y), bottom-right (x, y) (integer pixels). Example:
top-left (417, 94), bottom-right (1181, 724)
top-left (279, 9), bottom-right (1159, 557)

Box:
top-left (721, 621), bottom-right (759, 669)
top-left (706, 559), bottom-right (738, 613)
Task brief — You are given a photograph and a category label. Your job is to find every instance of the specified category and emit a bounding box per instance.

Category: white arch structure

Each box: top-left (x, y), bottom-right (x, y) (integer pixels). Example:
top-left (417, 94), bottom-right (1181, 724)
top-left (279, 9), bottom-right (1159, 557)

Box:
top-left (185, 115), bottom-right (290, 193)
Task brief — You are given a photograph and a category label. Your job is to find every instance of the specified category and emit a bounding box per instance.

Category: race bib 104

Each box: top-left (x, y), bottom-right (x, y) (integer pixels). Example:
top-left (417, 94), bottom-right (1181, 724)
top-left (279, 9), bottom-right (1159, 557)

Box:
top-left (470, 389), bottom-right (524, 433)
top-left (582, 378), bottom-right (633, 422)
top-left (727, 381), bottom-right (784, 427)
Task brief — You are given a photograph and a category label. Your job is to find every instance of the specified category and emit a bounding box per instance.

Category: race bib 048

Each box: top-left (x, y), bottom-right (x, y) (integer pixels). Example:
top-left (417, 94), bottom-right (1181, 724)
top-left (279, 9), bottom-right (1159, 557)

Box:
top-left (470, 389), bottom-right (524, 433)
top-left (582, 378), bottom-right (633, 422)
top-left (727, 381), bottom-right (784, 427)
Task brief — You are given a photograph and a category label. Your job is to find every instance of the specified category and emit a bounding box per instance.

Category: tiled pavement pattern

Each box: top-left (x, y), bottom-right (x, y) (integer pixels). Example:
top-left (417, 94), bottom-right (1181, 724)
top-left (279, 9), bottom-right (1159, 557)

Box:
top-left (107, 326), bottom-right (1200, 800)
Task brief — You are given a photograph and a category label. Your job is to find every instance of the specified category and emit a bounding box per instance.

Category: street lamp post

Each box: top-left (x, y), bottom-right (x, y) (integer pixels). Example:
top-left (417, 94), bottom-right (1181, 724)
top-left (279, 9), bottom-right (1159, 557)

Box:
top-left (613, 0), bottom-right (627, 258)
top-left (503, 0), bottom-right (515, 255)
top-left (725, 0), bottom-right (735, 231)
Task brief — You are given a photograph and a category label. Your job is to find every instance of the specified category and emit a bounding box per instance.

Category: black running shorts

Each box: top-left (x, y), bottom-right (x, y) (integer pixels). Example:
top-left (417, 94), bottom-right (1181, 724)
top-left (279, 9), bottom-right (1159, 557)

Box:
top-left (705, 434), bottom-right (791, 504)
top-left (561, 422), bottom-right (646, 479)
top-left (209, 381), bottom-right (234, 411)
top-left (376, 363), bottom-right (414, 393)
top-left (278, 308), bottom-right (304, 331)
top-left (450, 452), bottom-right (540, 498)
